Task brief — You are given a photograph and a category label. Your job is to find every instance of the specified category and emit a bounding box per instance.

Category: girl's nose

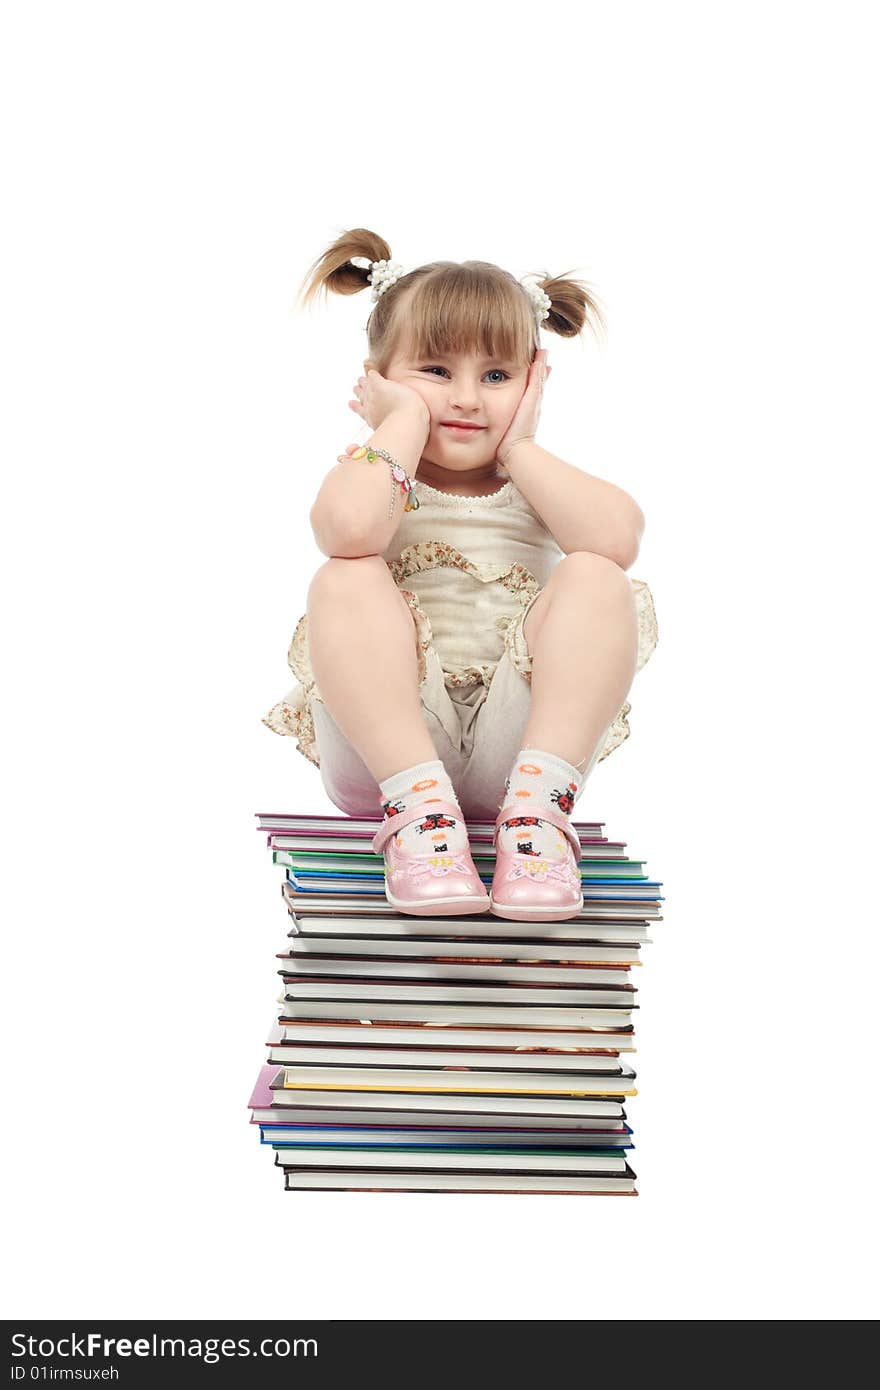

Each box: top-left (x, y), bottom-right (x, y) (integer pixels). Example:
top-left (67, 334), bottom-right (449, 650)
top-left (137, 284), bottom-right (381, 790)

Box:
top-left (449, 379), bottom-right (482, 410)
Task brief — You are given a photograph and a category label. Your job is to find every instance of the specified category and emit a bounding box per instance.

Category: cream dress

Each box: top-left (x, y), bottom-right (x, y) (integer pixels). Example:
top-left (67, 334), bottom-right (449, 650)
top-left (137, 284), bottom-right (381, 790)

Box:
top-left (263, 477), bottom-right (658, 773)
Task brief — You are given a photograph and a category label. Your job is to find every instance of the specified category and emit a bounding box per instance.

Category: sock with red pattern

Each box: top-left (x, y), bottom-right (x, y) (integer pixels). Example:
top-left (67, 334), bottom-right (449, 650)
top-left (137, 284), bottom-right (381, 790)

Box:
top-left (378, 759), bottom-right (469, 856)
top-left (496, 748), bottom-right (583, 859)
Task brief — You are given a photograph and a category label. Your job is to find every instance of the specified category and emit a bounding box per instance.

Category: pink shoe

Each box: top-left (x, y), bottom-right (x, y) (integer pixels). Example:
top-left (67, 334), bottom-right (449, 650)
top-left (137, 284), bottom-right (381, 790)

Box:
top-left (489, 803), bottom-right (584, 921)
top-left (371, 800), bottom-right (490, 917)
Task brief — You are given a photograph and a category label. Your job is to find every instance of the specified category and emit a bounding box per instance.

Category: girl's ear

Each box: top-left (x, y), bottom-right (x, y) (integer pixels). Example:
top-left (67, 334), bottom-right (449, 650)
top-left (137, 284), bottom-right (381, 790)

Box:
top-left (363, 358), bottom-right (375, 374)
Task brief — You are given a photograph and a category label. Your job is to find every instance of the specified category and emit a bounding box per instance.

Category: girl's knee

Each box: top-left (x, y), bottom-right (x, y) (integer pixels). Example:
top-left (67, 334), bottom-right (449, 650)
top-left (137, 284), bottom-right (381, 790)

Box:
top-left (558, 550), bottom-right (625, 580)
top-left (307, 555), bottom-right (390, 609)
top-left (556, 551), bottom-right (635, 601)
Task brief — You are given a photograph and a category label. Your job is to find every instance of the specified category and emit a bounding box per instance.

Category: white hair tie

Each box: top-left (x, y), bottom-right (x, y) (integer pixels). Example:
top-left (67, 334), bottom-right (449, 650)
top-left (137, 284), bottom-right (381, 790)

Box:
top-left (368, 258), bottom-right (406, 302)
top-left (522, 279), bottom-right (552, 323)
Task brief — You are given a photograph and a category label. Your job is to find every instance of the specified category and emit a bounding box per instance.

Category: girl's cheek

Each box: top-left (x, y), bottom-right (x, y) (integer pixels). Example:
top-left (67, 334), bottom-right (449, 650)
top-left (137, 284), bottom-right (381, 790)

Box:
top-left (410, 383), bottom-right (432, 410)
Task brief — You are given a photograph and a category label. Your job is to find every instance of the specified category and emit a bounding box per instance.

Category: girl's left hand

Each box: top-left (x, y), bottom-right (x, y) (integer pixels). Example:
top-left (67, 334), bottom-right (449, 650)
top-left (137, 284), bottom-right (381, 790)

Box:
top-left (495, 349), bottom-right (552, 469)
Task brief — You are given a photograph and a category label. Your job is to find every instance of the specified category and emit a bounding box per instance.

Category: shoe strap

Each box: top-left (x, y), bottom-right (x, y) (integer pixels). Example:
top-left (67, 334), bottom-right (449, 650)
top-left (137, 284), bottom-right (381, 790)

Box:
top-left (493, 802), bottom-right (582, 859)
top-left (371, 799), bottom-right (465, 855)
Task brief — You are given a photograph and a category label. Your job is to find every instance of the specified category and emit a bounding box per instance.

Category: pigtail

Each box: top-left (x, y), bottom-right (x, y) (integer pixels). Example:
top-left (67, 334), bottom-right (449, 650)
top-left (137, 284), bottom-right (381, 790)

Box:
top-left (525, 268), bottom-right (608, 344)
top-left (296, 227), bottom-right (393, 309)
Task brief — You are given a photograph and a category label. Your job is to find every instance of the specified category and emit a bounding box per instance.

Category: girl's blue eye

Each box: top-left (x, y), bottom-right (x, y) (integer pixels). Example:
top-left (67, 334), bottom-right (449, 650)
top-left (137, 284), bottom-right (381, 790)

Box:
top-left (421, 366), bottom-right (510, 383)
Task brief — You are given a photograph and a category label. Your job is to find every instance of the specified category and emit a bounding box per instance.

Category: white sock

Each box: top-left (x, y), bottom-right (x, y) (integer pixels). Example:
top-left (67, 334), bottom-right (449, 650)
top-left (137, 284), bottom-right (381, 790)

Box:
top-left (378, 760), bottom-right (469, 855)
top-left (497, 748), bottom-right (584, 860)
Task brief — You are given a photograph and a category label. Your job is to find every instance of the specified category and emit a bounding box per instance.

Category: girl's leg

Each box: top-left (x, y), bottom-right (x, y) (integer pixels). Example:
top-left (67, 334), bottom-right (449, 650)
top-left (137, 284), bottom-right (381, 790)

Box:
top-left (307, 558), bottom-right (483, 901)
top-left (494, 551), bottom-right (639, 875)
top-left (521, 551), bottom-right (639, 770)
top-left (306, 556), bottom-right (439, 783)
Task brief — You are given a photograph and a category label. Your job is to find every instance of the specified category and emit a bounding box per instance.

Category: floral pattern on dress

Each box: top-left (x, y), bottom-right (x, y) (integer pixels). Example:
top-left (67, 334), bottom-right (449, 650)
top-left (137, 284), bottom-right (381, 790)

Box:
top-left (386, 540), bottom-right (542, 603)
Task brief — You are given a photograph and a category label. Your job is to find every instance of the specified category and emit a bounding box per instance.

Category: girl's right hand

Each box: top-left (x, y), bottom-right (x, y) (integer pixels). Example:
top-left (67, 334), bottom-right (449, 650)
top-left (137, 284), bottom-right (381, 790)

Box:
top-left (349, 370), bottom-right (430, 438)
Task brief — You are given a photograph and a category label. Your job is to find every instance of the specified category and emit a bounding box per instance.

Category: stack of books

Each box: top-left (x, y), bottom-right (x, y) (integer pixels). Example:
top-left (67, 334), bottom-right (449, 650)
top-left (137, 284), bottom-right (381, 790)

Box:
top-left (248, 812), bottom-right (662, 1195)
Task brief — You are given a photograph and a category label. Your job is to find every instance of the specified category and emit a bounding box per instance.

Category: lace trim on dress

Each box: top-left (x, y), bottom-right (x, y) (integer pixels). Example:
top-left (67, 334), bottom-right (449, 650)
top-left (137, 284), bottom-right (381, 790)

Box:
top-left (410, 478), bottom-right (516, 508)
top-left (631, 578), bottom-right (658, 673)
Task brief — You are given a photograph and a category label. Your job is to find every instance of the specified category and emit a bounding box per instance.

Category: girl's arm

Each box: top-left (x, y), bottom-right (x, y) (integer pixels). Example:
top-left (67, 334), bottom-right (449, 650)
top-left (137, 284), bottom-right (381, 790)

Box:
top-left (496, 351), bottom-right (644, 568)
top-left (500, 440), bottom-right (645, 569)
top-left (309, 403), bottom-right (428, 558)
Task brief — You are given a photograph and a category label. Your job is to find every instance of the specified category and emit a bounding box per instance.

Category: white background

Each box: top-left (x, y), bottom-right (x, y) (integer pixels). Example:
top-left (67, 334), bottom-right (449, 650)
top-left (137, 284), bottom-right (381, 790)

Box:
top-left (2, 1), bottom-right (878, 1321)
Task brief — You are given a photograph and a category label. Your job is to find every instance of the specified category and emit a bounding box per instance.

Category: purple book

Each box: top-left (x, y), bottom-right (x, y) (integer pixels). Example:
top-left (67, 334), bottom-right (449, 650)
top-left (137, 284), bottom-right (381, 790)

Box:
top-left (248, 1063), bottom-right (283, 1110)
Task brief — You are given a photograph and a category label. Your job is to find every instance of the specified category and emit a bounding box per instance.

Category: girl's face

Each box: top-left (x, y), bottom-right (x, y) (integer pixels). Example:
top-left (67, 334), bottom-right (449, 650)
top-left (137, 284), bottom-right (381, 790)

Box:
top-left (377, 346), bottom-right (531, 473)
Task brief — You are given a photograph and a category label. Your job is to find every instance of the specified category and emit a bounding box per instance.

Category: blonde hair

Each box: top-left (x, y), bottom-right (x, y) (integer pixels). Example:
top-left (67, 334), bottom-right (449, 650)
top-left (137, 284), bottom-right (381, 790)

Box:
top-left (296, 226), bottom-right (606, 373)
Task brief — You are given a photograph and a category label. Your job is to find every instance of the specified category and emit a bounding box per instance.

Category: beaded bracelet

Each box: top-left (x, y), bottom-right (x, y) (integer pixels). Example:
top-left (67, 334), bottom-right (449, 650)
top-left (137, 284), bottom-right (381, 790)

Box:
top-left (336, 442), bottom-right (420, 517)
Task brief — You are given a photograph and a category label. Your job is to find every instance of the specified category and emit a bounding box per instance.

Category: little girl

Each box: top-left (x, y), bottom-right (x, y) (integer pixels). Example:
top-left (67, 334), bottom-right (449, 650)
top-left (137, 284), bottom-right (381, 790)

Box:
top-left (264, 228), bottom-right (658, 922)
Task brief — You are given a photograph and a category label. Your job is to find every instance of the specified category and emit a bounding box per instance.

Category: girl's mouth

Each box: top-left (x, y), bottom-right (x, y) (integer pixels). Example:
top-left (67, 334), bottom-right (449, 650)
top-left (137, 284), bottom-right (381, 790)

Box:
top-left (440, 423), bottom-right (486, 435)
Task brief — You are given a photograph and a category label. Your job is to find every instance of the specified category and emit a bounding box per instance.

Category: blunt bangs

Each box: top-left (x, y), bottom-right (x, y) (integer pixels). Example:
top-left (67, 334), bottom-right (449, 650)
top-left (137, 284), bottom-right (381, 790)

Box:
top-left (384, 263), bottom-right (538, 368)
